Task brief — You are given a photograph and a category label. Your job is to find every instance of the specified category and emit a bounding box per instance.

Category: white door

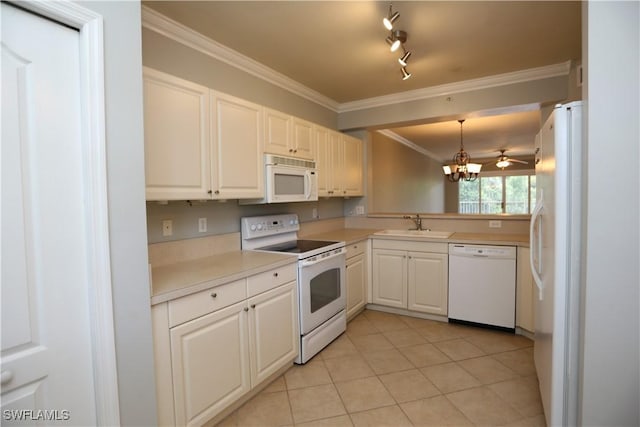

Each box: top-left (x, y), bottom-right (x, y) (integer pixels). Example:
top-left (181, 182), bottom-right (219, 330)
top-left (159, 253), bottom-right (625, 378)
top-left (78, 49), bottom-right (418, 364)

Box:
top-left (407, 252), bottom-right (448, 315)
top-left (1, 3), bottom-right (97, 424)
top-left (372, 249), bottom-right (407, 308)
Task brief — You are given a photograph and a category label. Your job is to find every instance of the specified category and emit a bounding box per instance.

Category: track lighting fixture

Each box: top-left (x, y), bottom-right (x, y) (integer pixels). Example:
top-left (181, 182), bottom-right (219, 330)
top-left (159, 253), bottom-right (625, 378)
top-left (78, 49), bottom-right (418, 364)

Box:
top-left (382, 4), bottom-right (413, 80)
top-left (383, 4), bottom-right (399, 30)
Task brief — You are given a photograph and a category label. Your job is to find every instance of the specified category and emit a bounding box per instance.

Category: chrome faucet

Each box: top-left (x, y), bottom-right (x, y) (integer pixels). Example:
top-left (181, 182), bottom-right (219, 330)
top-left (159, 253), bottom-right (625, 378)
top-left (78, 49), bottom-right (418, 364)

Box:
top-left (403, 214), bottom-right (424, 230)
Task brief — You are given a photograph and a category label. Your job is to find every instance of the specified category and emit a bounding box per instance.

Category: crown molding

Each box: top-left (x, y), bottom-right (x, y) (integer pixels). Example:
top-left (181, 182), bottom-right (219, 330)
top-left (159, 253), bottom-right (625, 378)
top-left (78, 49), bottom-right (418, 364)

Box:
top-left (141, 6), bottom-right (340, 112)
top-left (338, 61), bottom-right (572, 113)
top-left (142, 6), bottom-right (570, 119)
top-left (377, 130), bottom-right (443, 162)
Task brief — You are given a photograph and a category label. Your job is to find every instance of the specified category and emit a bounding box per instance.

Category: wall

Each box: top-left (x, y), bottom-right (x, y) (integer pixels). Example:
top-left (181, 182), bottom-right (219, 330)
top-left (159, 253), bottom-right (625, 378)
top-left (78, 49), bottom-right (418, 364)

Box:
top-left (580, 2), bottom-right (639, 425)
top-left (78, 1), bottom-right (157, 425)
top-left (370, 131), bottom-right (445, 213)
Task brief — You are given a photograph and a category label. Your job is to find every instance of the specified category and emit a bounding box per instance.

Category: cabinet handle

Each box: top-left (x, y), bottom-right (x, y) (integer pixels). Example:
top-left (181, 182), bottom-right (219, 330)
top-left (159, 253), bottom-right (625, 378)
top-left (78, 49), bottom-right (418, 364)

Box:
top-left (293, 149), bottom-right (297, 153)
top-left (244, 307), bottom-right (249, 312)
top-left (251, 304), bottom-right (256, 309)
top-left (273, 272), bottom-right (278, 277)
top-left (1, 370), bottom-right (13, 386)
top-left (354, 245), bottom-right (358, 249)
top-left (210, 292), bottom-right (217, 298)
top-left (289, 149), bottom-right (294, 153)
top-left (214, 190), bottom-right (220, 195)
top-left (207, 190), bottom-right (212, 194)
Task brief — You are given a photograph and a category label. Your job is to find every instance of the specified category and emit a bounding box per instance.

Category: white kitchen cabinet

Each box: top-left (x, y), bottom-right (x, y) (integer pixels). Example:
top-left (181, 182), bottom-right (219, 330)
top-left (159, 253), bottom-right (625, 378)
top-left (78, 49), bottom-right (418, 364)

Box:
top-left (345, 240), bottom-right (368, 320)
top-left (248, 281), bottom-right (299, 385)
top-left (170, 301), bottom-right (250, 427)
top-left (315, 128), bottom-right (364, 197)
top-left (152, 262), bottom-right (298, 426)
top-left (143, 68), bottom-right (210, 200)
top-left (516, 247), bottom-right (535, 332)
top-left (263, 108), bottom-right (314, 159)
top-left (210, 93), bottom-right (264, 199)
top-left (372, 239), bottom-right (448, 316)
top-left (143, 68), bottom-right (263, 201)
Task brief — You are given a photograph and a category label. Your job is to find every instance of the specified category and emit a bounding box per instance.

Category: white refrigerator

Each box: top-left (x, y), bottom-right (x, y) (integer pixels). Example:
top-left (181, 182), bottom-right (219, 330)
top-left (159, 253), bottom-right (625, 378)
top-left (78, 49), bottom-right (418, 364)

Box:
top-left (530, 101), bottom-right (583, 427)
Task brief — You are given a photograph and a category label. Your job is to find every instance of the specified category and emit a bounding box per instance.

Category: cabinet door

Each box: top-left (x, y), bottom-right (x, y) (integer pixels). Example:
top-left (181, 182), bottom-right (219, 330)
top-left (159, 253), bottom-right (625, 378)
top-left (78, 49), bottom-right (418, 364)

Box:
top-left (315, 126), bottom-right (331, 197)
top-left (143, 68), bottom-right (210, 200)
top-left (292, 118), bottom-right (315, 159)
top-left (264, 108), bottom-right (291, 157)
top-left (328, 131), bottom-right (344, 196)
top-left (170, 301), bottom-right (250, 427)
top-left (372, 249), bottom-right (407, 308)
top-left (211, 93), bottom-right (264, 199)
top-left (407, 252), bottom-right (448, 315)
top-left (516, 247), bottom-right (535, 332)
top-left (343, 135), bottom-right (364, 196)
top-left (248, 282), bottom-right (299, 386)
top-left (346, 253), bottom-right (366, 319)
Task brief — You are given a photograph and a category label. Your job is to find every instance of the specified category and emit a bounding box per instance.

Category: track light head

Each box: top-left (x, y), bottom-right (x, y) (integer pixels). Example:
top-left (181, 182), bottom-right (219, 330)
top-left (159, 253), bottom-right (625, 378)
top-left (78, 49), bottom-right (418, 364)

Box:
top-left (388, 30), bottom-right (406, 52)
top-left (398, 51), bottom-right (411, 66)
top-left (401, 67), bottom-right (412, 80)
top-left (383, 10), bottom-right (399, 30)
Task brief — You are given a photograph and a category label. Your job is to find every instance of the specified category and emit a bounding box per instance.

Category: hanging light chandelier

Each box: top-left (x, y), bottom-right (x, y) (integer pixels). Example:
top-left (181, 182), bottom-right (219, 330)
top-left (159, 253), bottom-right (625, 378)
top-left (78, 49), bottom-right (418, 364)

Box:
top-left (442, 119), bottom-right (482, 182)
top-left (383, 4), bottom-right (412, 80)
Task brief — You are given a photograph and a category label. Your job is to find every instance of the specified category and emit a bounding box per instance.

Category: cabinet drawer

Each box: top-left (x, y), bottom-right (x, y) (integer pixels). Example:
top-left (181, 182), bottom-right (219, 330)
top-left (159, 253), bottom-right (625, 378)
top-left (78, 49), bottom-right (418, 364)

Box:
top-left (168, 278), bottom-right (247, 327)
top-left (247, 263), bottom-right (297, 297)
top-left (346, 240), bottom-right (366, 259)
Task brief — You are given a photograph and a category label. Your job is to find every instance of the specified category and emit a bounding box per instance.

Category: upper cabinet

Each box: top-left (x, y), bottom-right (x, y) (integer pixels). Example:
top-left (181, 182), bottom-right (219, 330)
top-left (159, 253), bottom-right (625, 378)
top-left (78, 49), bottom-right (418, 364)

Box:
top-left (316, 128), bottom-right (364, 197)
top-left (263, 108), bottom-right (314, 159)
top-left (143, 68), bottom-right (211, 200)
top-left (143, 68), bottom-right (263, 201)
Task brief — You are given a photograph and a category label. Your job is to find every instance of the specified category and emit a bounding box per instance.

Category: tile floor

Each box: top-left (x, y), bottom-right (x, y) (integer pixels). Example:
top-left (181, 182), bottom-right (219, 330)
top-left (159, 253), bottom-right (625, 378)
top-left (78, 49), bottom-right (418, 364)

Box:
top-left (217, 309), bottom-right (546, 426)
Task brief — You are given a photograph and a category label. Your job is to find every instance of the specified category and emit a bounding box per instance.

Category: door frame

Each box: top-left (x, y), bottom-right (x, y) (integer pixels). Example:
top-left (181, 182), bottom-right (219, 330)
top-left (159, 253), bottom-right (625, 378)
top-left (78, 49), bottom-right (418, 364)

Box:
top-left (13, 1), bottom-right (120, 424)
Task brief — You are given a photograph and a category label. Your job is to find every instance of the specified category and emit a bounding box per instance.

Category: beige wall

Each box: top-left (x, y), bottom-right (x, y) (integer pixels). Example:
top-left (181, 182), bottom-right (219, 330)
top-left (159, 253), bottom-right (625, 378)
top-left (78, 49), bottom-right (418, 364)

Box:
top-left (370, 132), bottom-right (445, 213)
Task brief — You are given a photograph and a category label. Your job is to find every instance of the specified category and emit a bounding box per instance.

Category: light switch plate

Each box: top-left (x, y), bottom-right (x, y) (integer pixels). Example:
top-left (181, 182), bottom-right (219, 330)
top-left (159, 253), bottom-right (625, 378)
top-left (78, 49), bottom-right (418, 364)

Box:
top-left (162, 219), bottom-right (173, 236)
top-left (198, 218), bottom-right (207, 232)
top-left (489, 220), bottom-right (502, 228)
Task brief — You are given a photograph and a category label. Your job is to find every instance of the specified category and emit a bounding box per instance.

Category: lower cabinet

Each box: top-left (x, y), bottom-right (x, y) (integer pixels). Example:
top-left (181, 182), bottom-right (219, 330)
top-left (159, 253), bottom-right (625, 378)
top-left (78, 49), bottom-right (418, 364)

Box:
top-left (371, 239), bottom-right (448, 316)
top-left (345, 240), bottom-right (368, 320)
top-left (153, 264), bottom-right (299, 426)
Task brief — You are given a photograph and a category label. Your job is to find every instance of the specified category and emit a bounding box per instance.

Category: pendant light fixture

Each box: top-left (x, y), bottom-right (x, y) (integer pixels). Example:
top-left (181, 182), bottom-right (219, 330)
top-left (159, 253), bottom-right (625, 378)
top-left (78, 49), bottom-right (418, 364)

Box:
top-left (442, 120), bottom-right (482, 182)
top-left (382, 4), bottom-right (412, 80)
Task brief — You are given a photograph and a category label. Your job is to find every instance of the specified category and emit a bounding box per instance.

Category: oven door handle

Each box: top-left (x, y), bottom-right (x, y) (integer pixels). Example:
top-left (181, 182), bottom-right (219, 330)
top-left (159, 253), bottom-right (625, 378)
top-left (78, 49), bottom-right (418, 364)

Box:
top-left (300, 247), bottom-right (345, 267)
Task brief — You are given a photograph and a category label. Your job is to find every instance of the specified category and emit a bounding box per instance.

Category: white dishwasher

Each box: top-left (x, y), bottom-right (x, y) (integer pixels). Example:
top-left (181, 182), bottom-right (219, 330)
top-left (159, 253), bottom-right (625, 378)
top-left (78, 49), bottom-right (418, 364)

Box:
top-left (448, 244), bottom-right (517, 331)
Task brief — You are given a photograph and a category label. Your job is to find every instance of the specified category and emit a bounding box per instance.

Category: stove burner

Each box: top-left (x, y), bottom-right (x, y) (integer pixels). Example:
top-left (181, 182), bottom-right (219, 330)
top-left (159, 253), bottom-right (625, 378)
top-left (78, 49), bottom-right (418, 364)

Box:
top-left (258, 239), bottom-right (340, 254)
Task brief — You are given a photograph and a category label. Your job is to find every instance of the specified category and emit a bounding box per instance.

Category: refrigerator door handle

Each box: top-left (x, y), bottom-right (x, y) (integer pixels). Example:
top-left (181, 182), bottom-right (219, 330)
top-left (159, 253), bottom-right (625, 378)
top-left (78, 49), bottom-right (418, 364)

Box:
top-left (530, 189), bottom-right (544, 300)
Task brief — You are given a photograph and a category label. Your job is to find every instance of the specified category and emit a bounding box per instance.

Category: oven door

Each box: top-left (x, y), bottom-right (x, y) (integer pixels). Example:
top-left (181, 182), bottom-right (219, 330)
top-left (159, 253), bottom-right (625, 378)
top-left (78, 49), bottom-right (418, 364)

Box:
top-left (298, 249), bottom-right (346, 335)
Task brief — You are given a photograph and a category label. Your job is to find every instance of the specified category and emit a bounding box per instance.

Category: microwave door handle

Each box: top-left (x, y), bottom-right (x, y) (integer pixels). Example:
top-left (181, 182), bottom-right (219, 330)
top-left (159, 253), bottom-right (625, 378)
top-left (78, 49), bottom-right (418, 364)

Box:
top-left (304, 171), bottom-right (311, 200)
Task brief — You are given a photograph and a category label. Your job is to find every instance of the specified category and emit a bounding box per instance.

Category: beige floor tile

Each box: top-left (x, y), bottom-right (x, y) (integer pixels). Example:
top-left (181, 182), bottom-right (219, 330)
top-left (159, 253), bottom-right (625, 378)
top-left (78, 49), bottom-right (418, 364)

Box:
top-left (363, 311), bottom-right (410, 332)
top-left (361, 348), bottom-right (414, 375)
top-left (458, 355), bottom-right (518, 384)
top-left (295, 414), bottom-right (354, 427)
top-left (378, 369), bottom-right (441, 403)
top-left (324, 354), bottom-right (376, 382)
top-left (506, 413), bottom-right (547, 426)
top-left (382, 328), bottom-right (427, 348)
top-left (447, 386), bottom-right (523, 425)
top-left (398, 314), bottom-right (439, 329)
top-left (414, 321), bottom-right (467, 342)
top-left (349, 405), bottom-right (413, 426)
top-left (334, 376), bottom-right (396, 413)
top-left (421, 362), bottom-right (481, 394)
top-left (465, 330), bottom-right (533, 354)
top-left (346, 315), bottom-right (379, 337)
top-left (284, 358), bottom-right (332, 390)
top-left (288, 384), bottom-right (346, 424)
top-left (400, 395), bottom-right (472, 426)
top-left (398, 343), bottom-right (451, 367)
top-left (490, 376), bottom-right (544, 417)
top-left (492, 347), bottom-right (537, 376)
top-left (261, 375), bottom-right (286, 393)
top-left (234, 390), bottom-right (293, 426)
top-left (320, 334), bottom-right (360, 360)
top-left (434, 338), bottom-right (485, 360)
top-left (350, 333), bottom-right (394, 353)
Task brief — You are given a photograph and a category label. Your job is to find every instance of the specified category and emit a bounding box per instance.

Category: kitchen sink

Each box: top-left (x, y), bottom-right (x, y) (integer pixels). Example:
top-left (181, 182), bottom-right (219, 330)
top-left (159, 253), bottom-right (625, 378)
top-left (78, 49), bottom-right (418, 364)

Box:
top-left (374, 229), bottom-right (453, 239)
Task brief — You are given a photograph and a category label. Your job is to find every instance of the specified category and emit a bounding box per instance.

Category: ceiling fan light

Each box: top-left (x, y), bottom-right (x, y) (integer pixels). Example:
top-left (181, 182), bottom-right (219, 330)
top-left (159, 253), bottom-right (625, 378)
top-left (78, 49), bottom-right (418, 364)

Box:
top-left (401, 67), bottom-right (412, 80)
top-left (398, 51), bottom-right (411, 66)
top-left (383, 11), bottom-right (399, 30)
top-left (496, 159), bottom-right (511, 168)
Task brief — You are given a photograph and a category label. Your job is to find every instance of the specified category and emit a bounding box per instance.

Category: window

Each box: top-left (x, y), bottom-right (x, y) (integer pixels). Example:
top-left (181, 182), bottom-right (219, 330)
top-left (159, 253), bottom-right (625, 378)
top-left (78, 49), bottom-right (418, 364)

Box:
top-left (458, 172), bottom-right (536, 214)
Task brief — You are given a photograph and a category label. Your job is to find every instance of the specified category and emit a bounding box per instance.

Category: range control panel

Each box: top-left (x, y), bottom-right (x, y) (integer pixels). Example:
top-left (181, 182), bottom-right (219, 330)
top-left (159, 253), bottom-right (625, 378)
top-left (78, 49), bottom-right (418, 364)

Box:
top-left (241, 214), bottom-right (300, 240)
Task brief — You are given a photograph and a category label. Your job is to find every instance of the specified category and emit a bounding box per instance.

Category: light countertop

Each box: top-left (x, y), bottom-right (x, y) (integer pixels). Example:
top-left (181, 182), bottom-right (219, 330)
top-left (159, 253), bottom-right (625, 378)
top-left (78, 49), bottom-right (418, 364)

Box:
top-left (151, 250), bottom-right (296, 305)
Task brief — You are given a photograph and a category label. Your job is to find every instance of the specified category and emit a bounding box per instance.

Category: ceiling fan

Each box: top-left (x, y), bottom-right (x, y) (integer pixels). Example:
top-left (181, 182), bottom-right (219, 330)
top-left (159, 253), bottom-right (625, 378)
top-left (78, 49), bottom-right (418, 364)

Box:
top-left (494, 149), bottom-right (528, 169)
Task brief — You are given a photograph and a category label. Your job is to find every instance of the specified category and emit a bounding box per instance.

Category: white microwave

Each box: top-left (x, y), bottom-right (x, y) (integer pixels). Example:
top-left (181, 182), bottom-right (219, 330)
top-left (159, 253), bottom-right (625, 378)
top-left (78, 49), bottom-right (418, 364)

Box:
top-left (242, 154), bottom-right (318, 204)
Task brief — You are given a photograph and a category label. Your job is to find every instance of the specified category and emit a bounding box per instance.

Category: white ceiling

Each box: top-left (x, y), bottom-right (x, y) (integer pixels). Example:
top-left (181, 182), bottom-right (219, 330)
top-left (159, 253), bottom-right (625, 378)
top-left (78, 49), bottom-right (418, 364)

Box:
top-left (142, 1), bottom-right (581, 161)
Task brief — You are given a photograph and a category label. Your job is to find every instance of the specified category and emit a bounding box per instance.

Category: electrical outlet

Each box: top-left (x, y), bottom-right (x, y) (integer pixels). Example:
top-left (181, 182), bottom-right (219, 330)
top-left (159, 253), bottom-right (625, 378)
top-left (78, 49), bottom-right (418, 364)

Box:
top-left (198, 218), bottom-right (207, 233)
top-left (312, 208), bottom-right (318, 219)
top-left (355, 206), bottom-right (365, 215)
top-left (162, 219), bottom-right (173, 236)
top-left (489, 220), bottom-right (502, 228)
